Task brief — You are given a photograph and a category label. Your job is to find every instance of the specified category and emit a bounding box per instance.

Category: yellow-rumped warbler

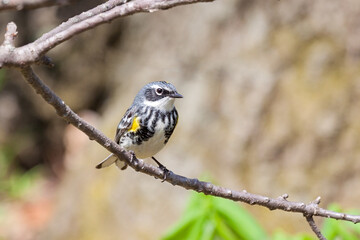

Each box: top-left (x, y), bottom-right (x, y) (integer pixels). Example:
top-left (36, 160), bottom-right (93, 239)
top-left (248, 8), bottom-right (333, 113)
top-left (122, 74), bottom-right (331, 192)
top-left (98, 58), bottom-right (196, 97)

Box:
top-left (96, 81), bottom-right (182, 171)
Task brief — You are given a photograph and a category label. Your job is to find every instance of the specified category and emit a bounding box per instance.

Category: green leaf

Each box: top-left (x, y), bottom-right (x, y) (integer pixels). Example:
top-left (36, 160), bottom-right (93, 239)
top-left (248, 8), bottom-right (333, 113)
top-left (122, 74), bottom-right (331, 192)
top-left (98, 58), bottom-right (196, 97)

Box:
top-left (186, 215), bottom-right (206, 240)
top-left (321, 217), bottom-right (337, 239)
top-left (213, 213), bottom-right (239, 240)
top-left (162, 208), bottom-right (204, 240)
top-left (324, 220), bottom-right (358, 240)
top-left (213, 197), bottom-right (268, 240)
top-left (184, 192), bottom-right (206, 213)
top-left (199, 219), bottom-right (216, 240)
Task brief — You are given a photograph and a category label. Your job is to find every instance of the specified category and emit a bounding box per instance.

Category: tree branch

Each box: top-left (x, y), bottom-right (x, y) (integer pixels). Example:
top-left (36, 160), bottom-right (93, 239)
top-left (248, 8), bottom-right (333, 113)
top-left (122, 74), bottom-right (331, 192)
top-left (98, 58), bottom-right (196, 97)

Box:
top-left (0, 0), bottom-right (76, 11)
top-left (35, 0), bottom-right (128, 43)
top-left (0, 0), bottom-right (212, 68)
top-left (305, 215), bottom-right (327, 240)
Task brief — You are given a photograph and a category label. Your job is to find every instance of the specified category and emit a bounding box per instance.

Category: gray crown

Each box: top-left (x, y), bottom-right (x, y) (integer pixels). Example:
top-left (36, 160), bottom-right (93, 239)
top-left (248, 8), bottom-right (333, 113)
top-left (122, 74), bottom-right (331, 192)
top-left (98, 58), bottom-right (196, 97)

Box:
top-left (133, 81), bottom-right (182, 105)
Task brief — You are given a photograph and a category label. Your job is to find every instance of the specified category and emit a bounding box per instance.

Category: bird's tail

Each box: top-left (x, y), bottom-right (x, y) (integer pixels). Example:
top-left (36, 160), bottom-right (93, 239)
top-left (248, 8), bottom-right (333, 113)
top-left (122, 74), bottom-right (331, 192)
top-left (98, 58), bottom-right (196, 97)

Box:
top-left (95, 153), bottom-right (128, 170)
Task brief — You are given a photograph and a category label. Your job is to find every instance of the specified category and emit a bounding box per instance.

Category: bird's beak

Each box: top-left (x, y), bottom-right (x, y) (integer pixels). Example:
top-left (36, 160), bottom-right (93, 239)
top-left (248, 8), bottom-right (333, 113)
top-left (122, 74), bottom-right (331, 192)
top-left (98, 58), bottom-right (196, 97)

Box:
top-left (169, 91), bottom-right (183, 98)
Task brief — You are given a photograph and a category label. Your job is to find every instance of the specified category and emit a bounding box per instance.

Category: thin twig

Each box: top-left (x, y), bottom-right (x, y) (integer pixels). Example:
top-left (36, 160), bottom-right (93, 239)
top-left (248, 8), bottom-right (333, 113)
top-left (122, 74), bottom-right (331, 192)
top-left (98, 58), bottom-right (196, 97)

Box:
top-left (305, 215), bottom-right (327, 240)
top-left (3, 22), bottom-right (17, 47)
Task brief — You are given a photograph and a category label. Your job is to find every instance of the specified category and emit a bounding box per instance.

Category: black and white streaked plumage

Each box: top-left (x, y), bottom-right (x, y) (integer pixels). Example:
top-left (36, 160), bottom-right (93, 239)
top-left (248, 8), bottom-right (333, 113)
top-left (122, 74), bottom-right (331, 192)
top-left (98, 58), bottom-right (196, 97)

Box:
top-left (96, 81), bottom-right (182, 170)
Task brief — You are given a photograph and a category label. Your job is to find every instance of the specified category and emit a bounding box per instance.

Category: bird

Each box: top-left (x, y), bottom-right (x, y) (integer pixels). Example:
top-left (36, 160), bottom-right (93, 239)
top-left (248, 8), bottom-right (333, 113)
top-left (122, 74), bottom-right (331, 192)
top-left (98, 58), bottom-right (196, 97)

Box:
top-left (96, 81), bottom-right (182, 174)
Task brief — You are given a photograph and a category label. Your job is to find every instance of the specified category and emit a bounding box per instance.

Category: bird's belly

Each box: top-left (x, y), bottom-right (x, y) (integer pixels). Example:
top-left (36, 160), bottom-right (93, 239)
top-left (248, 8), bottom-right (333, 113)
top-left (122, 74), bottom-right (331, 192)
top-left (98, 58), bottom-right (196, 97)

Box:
top-left (121, 130), bottom-right (167, 159)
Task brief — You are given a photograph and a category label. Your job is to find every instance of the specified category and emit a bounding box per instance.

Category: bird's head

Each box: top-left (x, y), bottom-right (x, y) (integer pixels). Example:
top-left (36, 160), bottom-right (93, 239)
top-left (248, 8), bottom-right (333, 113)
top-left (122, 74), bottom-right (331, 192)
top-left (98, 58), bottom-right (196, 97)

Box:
top-left (134, 81), bottom-right (183, 111)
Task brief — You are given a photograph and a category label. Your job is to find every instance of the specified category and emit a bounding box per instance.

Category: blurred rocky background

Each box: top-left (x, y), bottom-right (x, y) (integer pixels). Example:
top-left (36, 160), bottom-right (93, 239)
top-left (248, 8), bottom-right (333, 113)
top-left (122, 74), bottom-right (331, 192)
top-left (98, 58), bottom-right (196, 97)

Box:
top-left (1, 0), bottom-right (360, 239)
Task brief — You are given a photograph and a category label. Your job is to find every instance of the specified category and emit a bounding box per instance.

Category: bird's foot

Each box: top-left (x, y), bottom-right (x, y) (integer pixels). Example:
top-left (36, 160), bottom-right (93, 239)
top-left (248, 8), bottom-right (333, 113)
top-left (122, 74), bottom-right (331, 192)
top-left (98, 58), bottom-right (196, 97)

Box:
top-left (159, 165), bottom-right (171, 182)
top-left (128, 150), bottom-right (141, 171)
top-left (129, 150), bottom-right (136, 163)
top-left (152, 156), bottom-right (171, 182)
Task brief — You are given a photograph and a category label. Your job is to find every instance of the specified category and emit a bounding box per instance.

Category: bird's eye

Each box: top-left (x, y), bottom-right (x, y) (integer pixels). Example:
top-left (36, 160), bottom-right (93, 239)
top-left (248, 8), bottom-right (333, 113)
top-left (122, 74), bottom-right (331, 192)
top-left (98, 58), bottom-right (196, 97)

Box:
top-left (155, 88), bottom-right (163, 95)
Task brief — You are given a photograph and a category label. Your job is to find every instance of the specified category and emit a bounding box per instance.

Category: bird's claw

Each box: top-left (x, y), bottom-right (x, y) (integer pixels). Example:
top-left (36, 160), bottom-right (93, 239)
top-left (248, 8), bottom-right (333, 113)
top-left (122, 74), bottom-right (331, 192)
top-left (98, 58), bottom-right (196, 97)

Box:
top-left (159, 165), bottom-right (171, 182)
top-left (129, 150), bottom-right (136, 162)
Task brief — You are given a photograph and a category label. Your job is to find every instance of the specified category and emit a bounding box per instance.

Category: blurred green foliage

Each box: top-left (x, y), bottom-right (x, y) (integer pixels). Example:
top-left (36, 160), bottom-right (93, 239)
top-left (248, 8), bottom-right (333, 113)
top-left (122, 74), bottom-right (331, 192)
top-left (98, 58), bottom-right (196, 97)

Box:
top-left (0, 69), bottom-right (5, 90)
top-left (162, 192), bottom-right (267, 240)
top-left (0, 69), bottom-right (41, 199)
top-left (0, 145), bottom-right (41, 199)
top-left (163, 193), bottom-right (360, 240)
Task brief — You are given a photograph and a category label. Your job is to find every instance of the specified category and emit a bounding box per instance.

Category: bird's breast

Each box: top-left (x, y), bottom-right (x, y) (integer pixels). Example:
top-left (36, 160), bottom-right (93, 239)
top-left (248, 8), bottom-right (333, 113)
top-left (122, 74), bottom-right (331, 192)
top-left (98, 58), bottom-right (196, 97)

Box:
top-left (119, 108), bottom-right (178, 159)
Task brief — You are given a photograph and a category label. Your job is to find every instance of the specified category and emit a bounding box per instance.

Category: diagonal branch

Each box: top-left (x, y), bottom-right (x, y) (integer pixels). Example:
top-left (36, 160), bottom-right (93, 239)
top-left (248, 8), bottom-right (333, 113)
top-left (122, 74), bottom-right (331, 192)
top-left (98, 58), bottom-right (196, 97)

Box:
top-left (19, 66), bottom-right (360, 234)
top-left (305, 215), bottom-right (327, 240)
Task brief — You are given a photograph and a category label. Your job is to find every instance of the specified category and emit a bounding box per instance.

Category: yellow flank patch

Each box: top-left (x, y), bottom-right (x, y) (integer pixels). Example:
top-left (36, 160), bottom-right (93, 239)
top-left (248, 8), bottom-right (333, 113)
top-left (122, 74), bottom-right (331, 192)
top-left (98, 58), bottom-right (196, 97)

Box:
top-left (130, 116), bottom-right (140, 132)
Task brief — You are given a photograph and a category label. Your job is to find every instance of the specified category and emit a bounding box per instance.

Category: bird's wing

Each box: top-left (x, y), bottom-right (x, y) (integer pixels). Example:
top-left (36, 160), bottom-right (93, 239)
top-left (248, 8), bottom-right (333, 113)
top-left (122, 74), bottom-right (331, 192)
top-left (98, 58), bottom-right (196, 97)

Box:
top-left (96, 107), bottom-right (138, 170)
top-left (115, 107), bottom-right (137, 143)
